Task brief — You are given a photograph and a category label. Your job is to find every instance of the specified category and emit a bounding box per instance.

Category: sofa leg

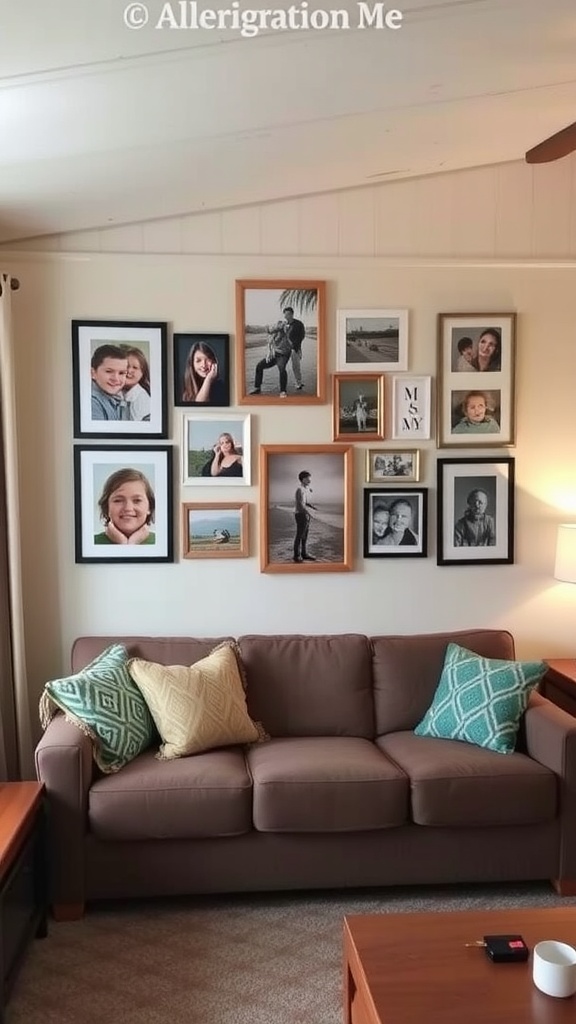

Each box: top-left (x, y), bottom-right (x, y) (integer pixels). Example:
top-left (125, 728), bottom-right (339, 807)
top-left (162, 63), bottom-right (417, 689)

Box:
top-left (551, 879), bottom-right (576, 896)
top-left (52, 902), bottom-right (85, 921)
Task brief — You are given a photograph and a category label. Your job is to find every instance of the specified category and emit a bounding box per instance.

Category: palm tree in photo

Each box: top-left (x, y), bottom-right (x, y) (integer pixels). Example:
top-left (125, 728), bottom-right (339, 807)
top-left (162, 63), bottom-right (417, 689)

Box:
top-left (278, 288), bottom-right (318, 316)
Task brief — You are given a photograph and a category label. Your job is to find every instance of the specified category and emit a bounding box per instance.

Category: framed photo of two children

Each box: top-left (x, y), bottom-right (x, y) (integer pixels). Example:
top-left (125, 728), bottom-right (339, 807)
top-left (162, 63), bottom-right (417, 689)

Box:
top-left (437, 313), bottom-right (516, 448)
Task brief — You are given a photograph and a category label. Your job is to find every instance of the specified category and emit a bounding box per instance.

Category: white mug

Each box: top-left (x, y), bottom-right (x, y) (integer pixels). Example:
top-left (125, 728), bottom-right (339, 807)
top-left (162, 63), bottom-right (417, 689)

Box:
top-left (533, 940), bottom-right (576, 998)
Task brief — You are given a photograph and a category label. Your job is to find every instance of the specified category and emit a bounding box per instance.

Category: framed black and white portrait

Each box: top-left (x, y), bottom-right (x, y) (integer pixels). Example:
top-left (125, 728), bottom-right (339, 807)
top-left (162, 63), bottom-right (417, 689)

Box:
top-left (363, 488), bottom-right (428, 558)
top-left (437, 457), bottom-right (515, 565)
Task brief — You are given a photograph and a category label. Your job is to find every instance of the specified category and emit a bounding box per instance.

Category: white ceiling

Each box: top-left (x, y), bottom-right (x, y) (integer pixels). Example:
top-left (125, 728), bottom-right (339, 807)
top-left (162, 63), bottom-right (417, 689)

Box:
top-left (1, 0), bottom-right (576, 243)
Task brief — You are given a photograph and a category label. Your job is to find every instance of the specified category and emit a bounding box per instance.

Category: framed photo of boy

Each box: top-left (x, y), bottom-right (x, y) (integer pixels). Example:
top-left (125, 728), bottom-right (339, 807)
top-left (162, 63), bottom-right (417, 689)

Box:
top-left (259, 444), bottom-right (353, 573)
top-left (336, 308), bottom-right (408, 372)
top-left (365, 449), bottom-right (420, 483)
top-left (235, 280), bottom-right (326, 404)
top-left (363, 488), bottom-right (428, 558)
top-left (392, 375), bottom-right (431, 440)
top-left (74, 445), bottom-right (174, 564)
top-left (72, 319), bottom-right (168, 439)
top-left (437, 457), bottom-right (515, 566)
top-left (181, 502), bottom-right (249, 559)
top-left (437, 313), bottom-right (516, 448)
top-left (332, 373), bottom-right (384, 441)
top-left (173, 333), bottom-right (230, 407)
top-left (182, 413), bottom-right (251, 486)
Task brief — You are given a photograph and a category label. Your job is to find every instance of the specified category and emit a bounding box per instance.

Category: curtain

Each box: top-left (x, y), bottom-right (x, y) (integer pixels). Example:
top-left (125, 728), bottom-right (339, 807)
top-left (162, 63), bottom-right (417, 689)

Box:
top-left (0, 273), bottom-right (33, 779)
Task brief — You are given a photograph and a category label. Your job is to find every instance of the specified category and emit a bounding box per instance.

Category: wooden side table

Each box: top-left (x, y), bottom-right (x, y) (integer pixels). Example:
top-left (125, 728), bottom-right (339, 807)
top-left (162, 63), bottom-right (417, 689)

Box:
top-left (541, 659), bottom-right (576, 717)
top-left (0, 782), bottom-right (47, 1021)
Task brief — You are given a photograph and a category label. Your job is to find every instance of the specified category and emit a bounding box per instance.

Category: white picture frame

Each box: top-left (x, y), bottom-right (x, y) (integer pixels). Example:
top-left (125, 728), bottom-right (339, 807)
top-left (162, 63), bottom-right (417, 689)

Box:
top-left (336, 308), bottom-right (408, 373)
top-left (182, 413), bottom-right (251, 486)
top-left (392, 375), bottom-right (431, 440)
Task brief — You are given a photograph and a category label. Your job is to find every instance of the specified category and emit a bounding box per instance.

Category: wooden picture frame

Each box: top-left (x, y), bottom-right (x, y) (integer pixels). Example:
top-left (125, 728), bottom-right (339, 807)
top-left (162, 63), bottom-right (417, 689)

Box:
top-left (437, 457), bottom-right (515, 565)
top-left (235, 279), bottom-right (326, 404)
top-left (181, 502), bottom-right (249, 559)
top-left (437, 313), bottom-right (516, 448)
top-left (392, 375), bottom-right (431, 440)
top-left (332, 373), bottom-right (384, 441)
top-left (259, 444), bottom-right (353, 573)
top-left (365, 449), bottom-right (420, 483)
top-left (72, 319), bottom-right (168, 439)
top-left (363, 488), bottom-right (428, 558)
top-left (336, 308), bottom-right (408, 372)
top-left (182, 413), bottom-right (251, 486)
top-left (173, 333), bottom-right (230, 407)
top-left (74, 445), bottom-right (173, 563)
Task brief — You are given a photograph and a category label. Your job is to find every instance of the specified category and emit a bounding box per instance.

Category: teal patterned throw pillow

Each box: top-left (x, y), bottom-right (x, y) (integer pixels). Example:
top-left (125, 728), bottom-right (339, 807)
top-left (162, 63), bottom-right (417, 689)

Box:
top-left (414, 643), bottom-right (546, 754)
top-left (39, 644), bottom-right (155, 773)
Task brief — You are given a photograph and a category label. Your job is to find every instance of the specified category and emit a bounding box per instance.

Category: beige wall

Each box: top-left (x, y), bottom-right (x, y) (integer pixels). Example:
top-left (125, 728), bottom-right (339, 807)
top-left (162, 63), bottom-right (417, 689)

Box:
top-left (3, 162), bottom-right (576, 723)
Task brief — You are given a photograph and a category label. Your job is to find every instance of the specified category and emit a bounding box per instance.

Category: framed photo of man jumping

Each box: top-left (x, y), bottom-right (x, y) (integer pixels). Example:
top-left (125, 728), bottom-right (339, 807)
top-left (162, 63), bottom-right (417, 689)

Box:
top-left (235, 280), bottom-right (326, 404)
top-left (259, 445), bottom-right (353, 573)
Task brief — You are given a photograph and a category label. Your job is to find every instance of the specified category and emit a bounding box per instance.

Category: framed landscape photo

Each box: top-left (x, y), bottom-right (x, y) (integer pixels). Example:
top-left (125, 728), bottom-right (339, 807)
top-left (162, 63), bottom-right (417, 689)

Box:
top-left (72, 319), bottom-right (168, 439)
top-left (392, 375), bottom-right (431, 440)
top-left (173, 333), bottom-right (230, 407)
top-left (437, 457), bottom-right (515, 566)
top-left (363, 488), bottom-right (428, 558)
top-left (336, 308), bottom-right (408, 372)
top-left (332, 373), bottom-right (384, 441)
top-left (437, 313), bottom-right (516, 448)
top-left (235, 279), bottom-right (326, 404)
top-left (259, 444), bottom-right (353, 573)
top-left (366, 449), bottom-right (420, 483)
top-left (182, 413), bottom-right (251, 486)
top-left (74, 445), bottom-right (173, 563)
top-left (182, 502), bottom-right (249, 559)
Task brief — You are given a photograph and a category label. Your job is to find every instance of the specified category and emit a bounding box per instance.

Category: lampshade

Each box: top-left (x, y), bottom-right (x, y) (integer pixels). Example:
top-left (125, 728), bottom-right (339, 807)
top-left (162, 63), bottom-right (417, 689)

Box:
top-left (554, 525), bottom-right (576, 583)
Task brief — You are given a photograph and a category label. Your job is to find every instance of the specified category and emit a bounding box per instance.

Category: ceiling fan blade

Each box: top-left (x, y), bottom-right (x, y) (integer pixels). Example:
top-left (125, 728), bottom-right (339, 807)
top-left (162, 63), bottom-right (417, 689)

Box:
top-left (525, 122), bottom-right (576, 164)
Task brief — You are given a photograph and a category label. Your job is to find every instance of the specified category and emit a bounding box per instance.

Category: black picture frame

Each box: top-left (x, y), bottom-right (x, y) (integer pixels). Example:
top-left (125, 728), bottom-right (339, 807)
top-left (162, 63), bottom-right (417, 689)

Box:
top-left (437, 456), bottom-right (515, 566)
top-left (74, 445), bottom-right (174, 564)
top-left (363, 488), bottom-right (428, 558)
top-left (173, 332), bottom-right (230, 407)
top-left (72, 319), bottom-right (168, 439)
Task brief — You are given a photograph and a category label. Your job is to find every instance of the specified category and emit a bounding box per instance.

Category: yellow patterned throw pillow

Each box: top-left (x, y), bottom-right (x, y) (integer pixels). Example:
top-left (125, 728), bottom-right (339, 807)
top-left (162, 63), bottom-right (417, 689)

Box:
top-left (128, 642), bottom-right (264, 759)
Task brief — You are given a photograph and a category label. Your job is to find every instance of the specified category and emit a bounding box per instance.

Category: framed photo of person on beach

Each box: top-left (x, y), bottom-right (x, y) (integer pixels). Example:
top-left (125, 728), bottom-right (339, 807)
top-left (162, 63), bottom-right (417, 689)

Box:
top-left (336, 309), bottom-right (408, 373)
top-left (181, 502), bottom-right (249, 559)
top-left (332, 373), bottom-right (384, 441)
top-left (72, 319), bottom-right (168, 439)
top-left (235, 280), bottom-right (326, 404)
top-left (437, 313), bottom-right (516, 448)
top-left (259, 445), bottom-right (353, 573)
top-left (363, 488), bottom-right (428, 558)
top-left (182, 413), bottom-right (251, 486)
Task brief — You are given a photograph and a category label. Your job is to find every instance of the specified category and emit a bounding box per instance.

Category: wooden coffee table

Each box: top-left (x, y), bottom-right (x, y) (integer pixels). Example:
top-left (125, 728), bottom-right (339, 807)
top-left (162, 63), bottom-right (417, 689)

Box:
top-left (344, 907), bottom-right (576, 1023)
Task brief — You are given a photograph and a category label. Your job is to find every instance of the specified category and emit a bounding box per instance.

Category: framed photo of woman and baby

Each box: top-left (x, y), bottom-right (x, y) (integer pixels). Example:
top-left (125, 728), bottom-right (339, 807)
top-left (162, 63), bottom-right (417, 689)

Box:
top-left (72, 319), bottom-right (168, 439)
top-left (437, 313), bottom-right (516, 448)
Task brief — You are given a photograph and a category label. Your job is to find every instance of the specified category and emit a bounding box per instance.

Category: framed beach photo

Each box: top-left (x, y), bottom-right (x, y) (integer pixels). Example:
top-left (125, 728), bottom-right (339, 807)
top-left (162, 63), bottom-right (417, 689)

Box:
top-left (392, 375), bottom-right (431, 440)
top-left (437, 313), bottom-right (516, 448)
top-left (72, 319), bottom-right (168, 439)
top-left (182, 413), bottom-right (251, 486)
top-left (363, 488), bottom-right (428, 558)
top-left (173, 333), bottom-right (230, 407)
top-left (235, 279), bottom-right (326, 404)
top-left (181, 502), bottom-right (249, 559)
top-left (332, 373), bottom-right (384, 441)
top-left (336, 308), bottom-right (408, 372)
top-left (365, 449), bottom-right (420, 483)
top-left (73, 445), bottom-right (173, 563)
top-left (437, 457), bottom-right (515, 566)
top-left (259, 445), bottom-right (353, 573)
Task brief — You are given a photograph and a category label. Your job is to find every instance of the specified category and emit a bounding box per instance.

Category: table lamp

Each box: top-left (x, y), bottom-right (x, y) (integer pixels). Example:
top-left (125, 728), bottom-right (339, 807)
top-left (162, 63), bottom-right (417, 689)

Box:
top-left (554, 525), bottom-right (576, 583)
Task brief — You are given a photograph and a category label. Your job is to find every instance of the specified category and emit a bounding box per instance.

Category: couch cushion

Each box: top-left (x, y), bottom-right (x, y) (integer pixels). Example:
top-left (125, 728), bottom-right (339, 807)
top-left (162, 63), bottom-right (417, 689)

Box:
top-left (72, 636), bottom-right (234, 673)
top-left (371, 629), bottom-right (516, 735)
top-left (377, 731), bottom-right (556, 828)
top-left (247, 736), bottom-right (408, 832)
top-left (128, 642), bottom-right (264, 760)
top-left (239, 634), bottom-right (374, 738)
top-left (414, 643), bottom-right (546, 754)
top-left (89, 747), bottom-right (253, 840)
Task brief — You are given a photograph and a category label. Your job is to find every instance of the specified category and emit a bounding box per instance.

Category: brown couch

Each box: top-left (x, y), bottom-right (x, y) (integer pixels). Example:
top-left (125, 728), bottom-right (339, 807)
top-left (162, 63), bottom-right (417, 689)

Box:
top-left (34, 629), bottom-right (576, 919)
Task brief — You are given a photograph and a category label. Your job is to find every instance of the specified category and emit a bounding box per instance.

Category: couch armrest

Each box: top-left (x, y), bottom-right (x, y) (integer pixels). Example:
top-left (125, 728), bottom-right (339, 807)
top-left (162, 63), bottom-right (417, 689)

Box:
top-left (35, 715), bottom-right (94, 910)
top-left (524, 693), bottom-right (576, 885)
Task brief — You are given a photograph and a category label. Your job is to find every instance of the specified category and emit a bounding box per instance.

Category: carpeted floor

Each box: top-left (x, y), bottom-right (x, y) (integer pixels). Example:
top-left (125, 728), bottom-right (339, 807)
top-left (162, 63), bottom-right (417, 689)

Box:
top-left (7, 882), bottom-right (576, 1023)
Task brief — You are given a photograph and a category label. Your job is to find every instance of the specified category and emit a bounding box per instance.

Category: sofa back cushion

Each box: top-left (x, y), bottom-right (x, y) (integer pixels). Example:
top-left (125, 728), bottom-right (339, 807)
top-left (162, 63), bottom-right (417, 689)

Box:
top-left (371, 629), bottom-right (516, 735)
top-left (238, 634), bottom-right (374, 738)
top-left (72, 637), bottom-right (234, 674)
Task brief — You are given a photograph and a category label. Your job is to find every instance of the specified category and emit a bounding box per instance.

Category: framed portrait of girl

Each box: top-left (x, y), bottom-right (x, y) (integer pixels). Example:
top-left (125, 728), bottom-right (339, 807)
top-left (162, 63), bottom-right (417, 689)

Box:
top-left (173, 333), bottom-right (230, 407)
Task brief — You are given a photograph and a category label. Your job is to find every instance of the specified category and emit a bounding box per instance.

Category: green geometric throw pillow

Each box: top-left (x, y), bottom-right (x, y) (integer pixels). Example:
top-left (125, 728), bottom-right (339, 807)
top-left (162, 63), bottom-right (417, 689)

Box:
top-left (414, 642), bottom-right (546, 754)
top-left (39, 643), bottom-right (156, 773)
